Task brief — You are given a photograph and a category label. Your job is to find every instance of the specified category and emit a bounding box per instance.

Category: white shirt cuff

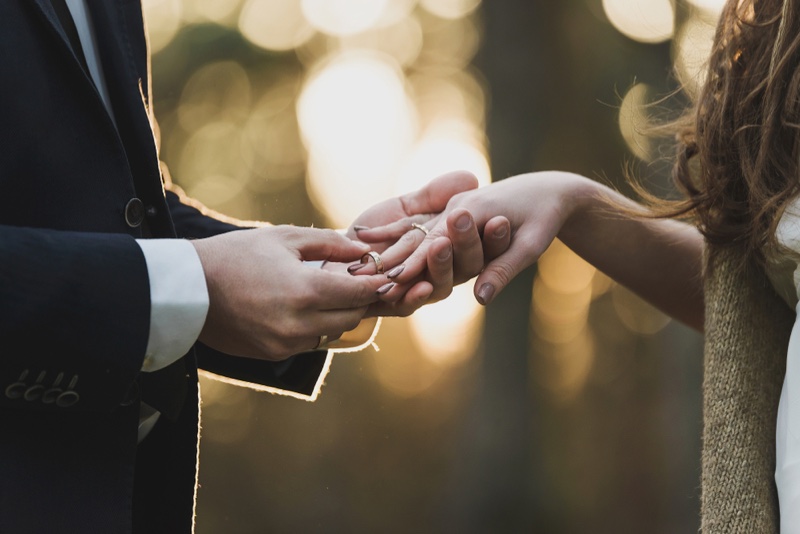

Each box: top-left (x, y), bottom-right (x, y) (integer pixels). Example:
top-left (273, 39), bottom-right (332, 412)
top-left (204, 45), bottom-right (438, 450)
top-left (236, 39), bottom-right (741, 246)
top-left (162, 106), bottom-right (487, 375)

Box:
top-left (136, 239), bottom-right (209, 372)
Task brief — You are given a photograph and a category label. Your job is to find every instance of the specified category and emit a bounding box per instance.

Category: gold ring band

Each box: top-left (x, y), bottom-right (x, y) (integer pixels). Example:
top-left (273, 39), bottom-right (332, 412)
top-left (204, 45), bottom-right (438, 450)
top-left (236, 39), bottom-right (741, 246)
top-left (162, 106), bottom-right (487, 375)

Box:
top-left (411, 222), bottom-right (429, 236)
top-left (361, 251), bottom-right (385, 274)
top-left (315, 334), bottom-right (329, 350)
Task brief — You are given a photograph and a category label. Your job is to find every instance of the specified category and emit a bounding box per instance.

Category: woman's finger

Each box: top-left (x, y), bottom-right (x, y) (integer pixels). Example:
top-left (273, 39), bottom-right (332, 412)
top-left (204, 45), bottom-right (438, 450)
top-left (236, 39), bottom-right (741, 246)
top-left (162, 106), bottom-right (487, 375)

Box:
top-left (445, 208), bottom-right (484, 284)
top-left (482, 216), bottom-right (512, 262)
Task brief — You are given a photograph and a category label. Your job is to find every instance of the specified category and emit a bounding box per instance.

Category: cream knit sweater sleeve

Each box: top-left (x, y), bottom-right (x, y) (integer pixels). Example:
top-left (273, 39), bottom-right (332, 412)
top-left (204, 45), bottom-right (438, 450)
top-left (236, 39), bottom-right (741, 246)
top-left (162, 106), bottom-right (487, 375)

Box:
top-left (702, 245), bottom-right (792, 532)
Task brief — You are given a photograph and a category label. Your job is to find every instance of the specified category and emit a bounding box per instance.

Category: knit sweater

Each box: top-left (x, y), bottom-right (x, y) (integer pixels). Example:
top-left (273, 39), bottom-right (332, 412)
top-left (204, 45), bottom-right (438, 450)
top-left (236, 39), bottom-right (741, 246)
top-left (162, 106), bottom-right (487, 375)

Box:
top-left (702, 245), bottom-right (793, 532)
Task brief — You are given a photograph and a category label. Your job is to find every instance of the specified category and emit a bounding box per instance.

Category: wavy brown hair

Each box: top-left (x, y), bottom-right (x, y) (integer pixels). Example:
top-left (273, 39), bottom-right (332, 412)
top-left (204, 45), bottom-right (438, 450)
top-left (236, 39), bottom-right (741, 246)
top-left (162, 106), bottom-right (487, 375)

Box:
top-left (653, 0), bottom-right (800, 265)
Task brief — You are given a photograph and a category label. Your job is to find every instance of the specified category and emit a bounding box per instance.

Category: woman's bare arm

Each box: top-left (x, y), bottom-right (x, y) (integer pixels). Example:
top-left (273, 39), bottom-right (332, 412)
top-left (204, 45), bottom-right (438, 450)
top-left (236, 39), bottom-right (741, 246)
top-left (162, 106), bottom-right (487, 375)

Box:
top-left (357, 171), bottom-right (705, 331)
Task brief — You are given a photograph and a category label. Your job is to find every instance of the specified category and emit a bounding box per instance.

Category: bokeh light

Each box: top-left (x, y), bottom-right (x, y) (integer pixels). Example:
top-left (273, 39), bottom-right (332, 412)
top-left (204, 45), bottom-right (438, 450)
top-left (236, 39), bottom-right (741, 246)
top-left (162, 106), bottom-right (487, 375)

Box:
top-left (183, 0), bottom-right (241, 25)
top-left (619, 83), bottom-right (654, 161)
top-left (612, 285), bottom-right (671, 335)
top-left (420, 0), bottom-right (481, 20)
top-left (673, 13), bottom-right (717, 98)
top-left (602, 0), bottom-right (675, 44)
top-left (298, 52), bottom-right (417, 227)
top-left (408, 282), bottom-right (484, 367)
top-left (301, 0), bottom-right (392, 36)
top-left (142, 0), bottom-right (708, 530)
top-left (141, 0), bottom-right (182, 53)
top-left (238, 0), bottom-right (315, 51)
top-left (686, 0), bottom-right (726, 16)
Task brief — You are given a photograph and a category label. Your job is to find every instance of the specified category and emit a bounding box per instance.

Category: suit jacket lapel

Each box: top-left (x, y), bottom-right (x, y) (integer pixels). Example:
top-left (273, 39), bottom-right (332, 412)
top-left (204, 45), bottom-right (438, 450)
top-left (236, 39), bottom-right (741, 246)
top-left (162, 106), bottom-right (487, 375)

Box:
top-left (84, 0), bottom-right (178, 238)
top-left (30, 0), bottom-right (90, 77)
top-left (83, 0), bottom-right (157, 165)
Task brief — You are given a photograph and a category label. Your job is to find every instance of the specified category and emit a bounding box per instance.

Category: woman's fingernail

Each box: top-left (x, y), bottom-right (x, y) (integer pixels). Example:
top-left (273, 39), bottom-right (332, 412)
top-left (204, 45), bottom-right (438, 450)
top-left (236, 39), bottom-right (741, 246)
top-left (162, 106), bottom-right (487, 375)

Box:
top-left (353, 225), bottom-right (370, 232)
top-left (476, 283), bottom-right (495, 305)
top-left (386, 265), bottom-right (405, 278)
top-left (455, 213), bottom-right (471, 231)
top-left (376, 282), bottom-right (395, 295)
top-left (348, 263), bottom-right (365, 274)
top-left (493, 226), bottom-right (508, 239)
top-left (437, 245), bottom-right (452, 261)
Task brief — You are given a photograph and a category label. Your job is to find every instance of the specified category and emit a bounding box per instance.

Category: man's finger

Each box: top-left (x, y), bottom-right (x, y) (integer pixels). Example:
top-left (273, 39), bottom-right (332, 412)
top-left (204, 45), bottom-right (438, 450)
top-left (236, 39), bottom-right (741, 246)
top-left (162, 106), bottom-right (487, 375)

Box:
top-left (289, 227), bottom-right (370, 263)
top-left (309, 271), bottom-right (387, 309)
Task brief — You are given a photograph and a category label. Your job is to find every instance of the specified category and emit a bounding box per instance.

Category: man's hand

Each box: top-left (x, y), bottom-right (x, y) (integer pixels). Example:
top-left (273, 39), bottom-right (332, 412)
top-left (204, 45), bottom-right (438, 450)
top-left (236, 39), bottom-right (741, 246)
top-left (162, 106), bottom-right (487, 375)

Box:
top-left (191, 226), bottom-right (388, 361)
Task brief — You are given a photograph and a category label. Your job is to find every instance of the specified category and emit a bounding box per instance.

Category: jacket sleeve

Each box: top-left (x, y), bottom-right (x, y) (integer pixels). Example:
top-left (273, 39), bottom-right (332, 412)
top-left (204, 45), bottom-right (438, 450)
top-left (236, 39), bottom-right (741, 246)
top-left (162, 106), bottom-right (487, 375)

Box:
top-left (0, 225), bottom-right (150, 413)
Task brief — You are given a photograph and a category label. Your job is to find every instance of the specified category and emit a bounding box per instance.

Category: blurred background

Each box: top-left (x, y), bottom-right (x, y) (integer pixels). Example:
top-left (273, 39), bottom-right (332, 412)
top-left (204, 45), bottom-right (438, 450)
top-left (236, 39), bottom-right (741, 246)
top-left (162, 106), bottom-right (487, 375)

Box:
top-left (143, 0), bottom-right (717, 531)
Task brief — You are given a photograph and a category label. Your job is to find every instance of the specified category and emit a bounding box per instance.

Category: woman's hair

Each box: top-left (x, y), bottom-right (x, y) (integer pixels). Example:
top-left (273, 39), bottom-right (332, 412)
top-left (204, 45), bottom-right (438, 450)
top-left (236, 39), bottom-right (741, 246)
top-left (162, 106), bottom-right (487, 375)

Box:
top-left (655, 0), bottom-right (800, 265)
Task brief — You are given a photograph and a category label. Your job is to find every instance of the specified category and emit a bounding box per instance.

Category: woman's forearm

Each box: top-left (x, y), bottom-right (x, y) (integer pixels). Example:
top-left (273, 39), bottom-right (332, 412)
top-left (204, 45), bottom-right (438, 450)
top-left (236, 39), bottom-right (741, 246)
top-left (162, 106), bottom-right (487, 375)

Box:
top-left (557, 176), bottom-right (705, 331)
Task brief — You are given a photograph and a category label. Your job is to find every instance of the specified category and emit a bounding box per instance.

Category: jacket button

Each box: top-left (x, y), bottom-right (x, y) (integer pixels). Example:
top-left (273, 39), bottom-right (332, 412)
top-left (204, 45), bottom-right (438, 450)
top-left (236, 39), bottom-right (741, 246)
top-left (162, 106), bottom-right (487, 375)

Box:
top-left (125, 198), bottom-right (145, 228)
top-left (56, 391), bottom-right (80, 408)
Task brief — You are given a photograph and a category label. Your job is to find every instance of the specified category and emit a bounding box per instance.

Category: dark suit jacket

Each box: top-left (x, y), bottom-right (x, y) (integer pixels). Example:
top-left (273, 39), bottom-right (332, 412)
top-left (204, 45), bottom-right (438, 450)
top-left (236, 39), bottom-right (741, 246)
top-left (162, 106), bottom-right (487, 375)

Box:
top-left (0, 1), bottom-right (329, 532)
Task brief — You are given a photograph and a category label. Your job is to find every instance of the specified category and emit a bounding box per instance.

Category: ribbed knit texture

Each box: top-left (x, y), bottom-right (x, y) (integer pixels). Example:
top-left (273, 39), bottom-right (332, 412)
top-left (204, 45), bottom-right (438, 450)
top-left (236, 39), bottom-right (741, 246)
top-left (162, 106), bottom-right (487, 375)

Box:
top-left (702, 246), bottom-right (792, 532)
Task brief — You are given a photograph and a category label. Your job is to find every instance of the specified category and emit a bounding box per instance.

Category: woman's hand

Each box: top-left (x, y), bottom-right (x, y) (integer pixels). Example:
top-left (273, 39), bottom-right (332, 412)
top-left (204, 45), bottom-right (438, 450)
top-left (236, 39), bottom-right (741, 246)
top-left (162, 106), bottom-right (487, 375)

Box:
top-left (338, 170), bottom-right (511, 316)
top-left (356, 171), bottom-right (706, 330)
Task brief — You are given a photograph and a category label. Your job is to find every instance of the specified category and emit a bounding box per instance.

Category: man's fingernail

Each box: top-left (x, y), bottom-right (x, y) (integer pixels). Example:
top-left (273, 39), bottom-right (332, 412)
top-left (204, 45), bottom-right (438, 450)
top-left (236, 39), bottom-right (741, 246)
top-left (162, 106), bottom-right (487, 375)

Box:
top-left (348, 264), bottom-right (365, 274)
top-left (386, 265), bottom-right (405, 278)
top-left (353, 225), bottom-right (370, 232)
top-left (437, 245), bottom-right (452, 261)
top-left (455, 213), bottom-right (471, 231)
top-left (376, 282), bottom-right (395, 295)
top-left (477, 283), bottom-right (495, 305)
top-left (493, 226), bottom-right (508, 239)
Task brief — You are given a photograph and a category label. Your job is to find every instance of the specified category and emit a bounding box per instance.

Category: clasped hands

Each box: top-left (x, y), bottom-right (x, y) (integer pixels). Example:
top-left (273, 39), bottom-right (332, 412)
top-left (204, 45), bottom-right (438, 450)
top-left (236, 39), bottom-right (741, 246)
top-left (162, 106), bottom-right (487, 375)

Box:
top-left (191, 170), bottom-right (511, 362)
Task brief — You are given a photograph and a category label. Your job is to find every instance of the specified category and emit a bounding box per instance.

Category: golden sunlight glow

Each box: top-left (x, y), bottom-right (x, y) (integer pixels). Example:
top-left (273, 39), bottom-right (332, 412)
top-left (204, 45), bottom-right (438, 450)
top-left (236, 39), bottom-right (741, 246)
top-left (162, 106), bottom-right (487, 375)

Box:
top-left (182, 0), bottom-right (241, 25)
top-left (141, 0), bottom-right (182, 54)
top-left (371, 319), bottom-right (445, 397)
top-left (532, 280), bottom-right (593, 344)
top-left (301, 0), bottom-right (392, 36)
top-left (538, 239), bottom-right (596, 295)
top-left (619, 83), bottom-right (654, 162)
top-left (178, 61), bottom-right (252, 131)
top-left (686, 0), bottom-right (726, 15)
top-left (602, 0), bottom-right (675, 44)
top-left (298, 52), bottom-right (417, 227)
top-left (338, 16), bottom-right (424, 68)
top-left (415, 14), bottom-right (481, 70)
top-left (534, 331), bottom-right (595, 404)
top-left (198, 375), bottom-right (254, 444)
top-left (408, 283), bottom-right (484, 367)
top-left (179, 121), bottom-right (250, 205)
top-left (242, 84), bottom-right (307, 191)
top-left (611, 285), bottom-right (671, 335)
top-left (674, 14), bottom-right (716, 98)
top-left (396, 120), bottom-right (490, 195)
top-left (531, 242), bottom-right (597, 401)
top-left (238, 0), bottom-right (315, 51)
top-left (410, 71), bottom-right (487, 132)
top-left (420, 0), bottom-right (481, 20)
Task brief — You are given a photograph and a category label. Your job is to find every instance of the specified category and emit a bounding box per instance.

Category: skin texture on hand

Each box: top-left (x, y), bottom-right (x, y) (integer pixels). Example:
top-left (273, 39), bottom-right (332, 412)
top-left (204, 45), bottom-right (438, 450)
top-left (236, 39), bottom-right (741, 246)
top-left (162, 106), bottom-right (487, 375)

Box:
top-left (339, 171), bottom-right (511, 316)
top-left (191, 225), bottom-right (389, 361)
top-left (357, 171), bottom-right (706, 331)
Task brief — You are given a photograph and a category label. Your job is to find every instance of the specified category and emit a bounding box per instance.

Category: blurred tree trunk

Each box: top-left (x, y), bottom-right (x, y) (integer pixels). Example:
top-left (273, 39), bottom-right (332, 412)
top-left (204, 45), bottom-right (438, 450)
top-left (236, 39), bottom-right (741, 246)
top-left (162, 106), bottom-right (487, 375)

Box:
top-left (441, 1), bottom-right (561, 531)
top-left (443, 1), bottom-right (699, 533)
